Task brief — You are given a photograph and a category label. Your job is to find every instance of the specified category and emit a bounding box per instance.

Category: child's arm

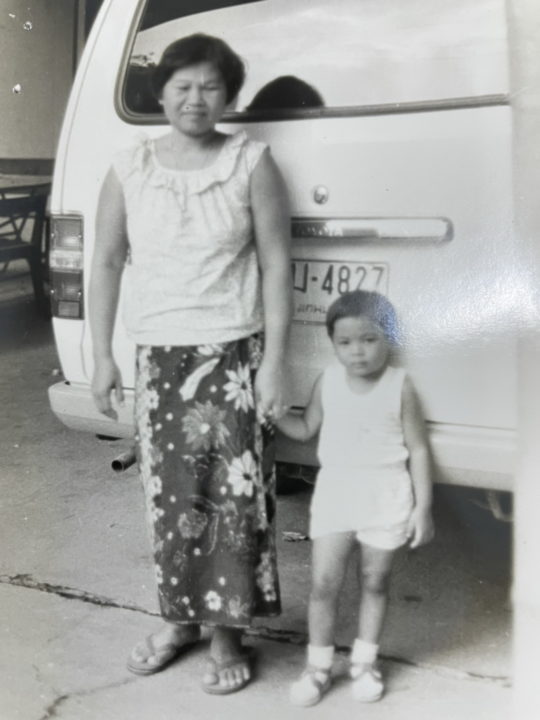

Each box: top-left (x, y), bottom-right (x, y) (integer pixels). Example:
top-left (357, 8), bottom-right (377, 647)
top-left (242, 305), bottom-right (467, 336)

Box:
top-left (402, 376), bottom-right (435, 549)
top-left (275, 373), bottom-right (324, 442)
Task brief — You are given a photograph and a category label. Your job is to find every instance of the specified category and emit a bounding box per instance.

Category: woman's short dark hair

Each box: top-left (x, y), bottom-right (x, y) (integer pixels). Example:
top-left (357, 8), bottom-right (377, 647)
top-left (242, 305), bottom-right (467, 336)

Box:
top-left (326, 290), bottom-right (400, 345)
top-left (151, 33), bottom-right (246, 104)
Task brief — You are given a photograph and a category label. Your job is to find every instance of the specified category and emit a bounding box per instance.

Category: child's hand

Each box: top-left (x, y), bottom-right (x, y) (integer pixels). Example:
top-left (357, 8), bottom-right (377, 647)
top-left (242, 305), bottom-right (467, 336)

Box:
top-left (407, 507), bottom-right (434, 549)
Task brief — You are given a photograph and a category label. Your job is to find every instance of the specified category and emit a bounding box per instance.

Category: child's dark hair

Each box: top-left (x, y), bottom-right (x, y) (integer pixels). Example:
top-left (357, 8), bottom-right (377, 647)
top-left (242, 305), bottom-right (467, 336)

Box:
top-left (152, 34), bottom-right (246, 104)
top-left (326, 290), bottom-right (400, 344)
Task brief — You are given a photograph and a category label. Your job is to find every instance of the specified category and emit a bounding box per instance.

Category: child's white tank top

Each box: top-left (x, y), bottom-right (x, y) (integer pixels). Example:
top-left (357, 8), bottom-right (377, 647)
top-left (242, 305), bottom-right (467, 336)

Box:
top-left (310, 364), bottom-right (414, 539)
top-left (318, 363), bottom-right (409, 471)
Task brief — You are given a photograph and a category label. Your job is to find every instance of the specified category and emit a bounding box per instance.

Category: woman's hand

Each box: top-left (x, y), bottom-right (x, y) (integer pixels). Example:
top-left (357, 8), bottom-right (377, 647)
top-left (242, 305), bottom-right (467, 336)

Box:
top-left (89, 167), bottom-right (128, 421)
top-left (255, 358), bottom-right (285, 423)
top-left (407, 507), bottom-right (435, 549)
top-left (91, 357), bottom-right (124, 421)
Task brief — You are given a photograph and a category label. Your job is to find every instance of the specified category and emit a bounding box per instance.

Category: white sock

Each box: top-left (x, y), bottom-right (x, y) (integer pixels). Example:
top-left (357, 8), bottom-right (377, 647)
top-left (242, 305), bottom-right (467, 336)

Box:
top-left (351, 638), bottom-right (378, 665)
top-left (307, 644), bottom-right (334, 670)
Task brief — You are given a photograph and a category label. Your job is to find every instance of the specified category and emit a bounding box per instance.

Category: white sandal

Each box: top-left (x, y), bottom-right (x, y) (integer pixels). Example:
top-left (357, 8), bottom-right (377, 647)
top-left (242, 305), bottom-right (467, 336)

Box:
top-left (350, 662), bottom-right (384, 702)
top-left (290, 666), bottom-right (332, 707)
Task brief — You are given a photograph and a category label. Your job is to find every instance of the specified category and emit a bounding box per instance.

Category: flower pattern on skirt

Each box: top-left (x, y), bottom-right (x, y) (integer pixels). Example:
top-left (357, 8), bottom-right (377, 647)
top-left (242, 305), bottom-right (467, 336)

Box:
top-left (134, 334), bottom-right (280, 626)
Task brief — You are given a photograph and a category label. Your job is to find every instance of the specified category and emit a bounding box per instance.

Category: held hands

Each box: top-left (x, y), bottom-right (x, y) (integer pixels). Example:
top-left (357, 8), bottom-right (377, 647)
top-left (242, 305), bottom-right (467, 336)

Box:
top-left (91, 357), bottom-right (124, 421)
top-left (407, 507), bottom-right (435, 549)
top-left (255, 358), bottom-right (287, 424)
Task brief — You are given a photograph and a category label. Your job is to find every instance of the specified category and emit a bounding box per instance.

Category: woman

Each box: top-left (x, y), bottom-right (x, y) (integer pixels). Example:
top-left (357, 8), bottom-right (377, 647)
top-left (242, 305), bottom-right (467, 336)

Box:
top-left (89, 33), bottom-right (291, 695)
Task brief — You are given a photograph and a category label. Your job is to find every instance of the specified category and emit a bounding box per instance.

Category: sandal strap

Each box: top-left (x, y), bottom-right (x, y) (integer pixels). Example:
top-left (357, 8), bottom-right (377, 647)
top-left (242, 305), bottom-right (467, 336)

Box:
top-left (301, 666), bottom-right (331, 690)
top-left (142, 634), bottom-right (179, 658)
top-left (205, 649), bottom-right (253, 674)
top-left (350, 662), bottom-right (382, 681)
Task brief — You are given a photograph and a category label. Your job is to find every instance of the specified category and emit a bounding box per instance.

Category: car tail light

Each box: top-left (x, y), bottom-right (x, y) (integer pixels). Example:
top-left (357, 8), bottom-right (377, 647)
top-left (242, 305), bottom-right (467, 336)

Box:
top-left (49, 214), bottom-right (84, 319)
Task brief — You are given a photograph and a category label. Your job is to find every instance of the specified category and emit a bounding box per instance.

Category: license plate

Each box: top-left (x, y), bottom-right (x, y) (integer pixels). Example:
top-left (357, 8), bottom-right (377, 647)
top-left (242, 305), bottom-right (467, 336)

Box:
top-left (292, 259), bottom-right (388, 324)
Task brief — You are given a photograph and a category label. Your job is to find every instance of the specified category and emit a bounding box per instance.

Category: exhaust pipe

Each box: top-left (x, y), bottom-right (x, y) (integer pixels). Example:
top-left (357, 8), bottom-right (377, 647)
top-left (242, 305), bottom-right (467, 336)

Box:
top-left (111, 447), bottom-right (136, 473)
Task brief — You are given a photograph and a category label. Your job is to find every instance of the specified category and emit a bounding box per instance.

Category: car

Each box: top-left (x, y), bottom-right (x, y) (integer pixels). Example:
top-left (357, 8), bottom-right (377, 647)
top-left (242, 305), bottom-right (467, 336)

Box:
top-left (48, 0), bottom-right (515, 493)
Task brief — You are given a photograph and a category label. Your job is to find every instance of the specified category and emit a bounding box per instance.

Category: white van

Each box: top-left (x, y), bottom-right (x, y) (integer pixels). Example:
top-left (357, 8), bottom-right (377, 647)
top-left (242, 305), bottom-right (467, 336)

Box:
top-left (48, 0), bottom-right (516, 493)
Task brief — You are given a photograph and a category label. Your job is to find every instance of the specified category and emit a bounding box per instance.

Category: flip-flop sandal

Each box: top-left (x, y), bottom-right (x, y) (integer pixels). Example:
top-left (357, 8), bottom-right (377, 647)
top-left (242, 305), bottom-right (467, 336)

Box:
top-left (127, 634), bottom-right (198, 676)
top-left (201, 647), bottom-right (256, 695)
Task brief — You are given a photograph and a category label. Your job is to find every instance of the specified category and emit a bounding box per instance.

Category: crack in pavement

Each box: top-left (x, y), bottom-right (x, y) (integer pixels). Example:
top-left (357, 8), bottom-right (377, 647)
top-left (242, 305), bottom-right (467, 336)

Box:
top-left (39, 693), bottom-right (69, 720)
top-left (38, 678), bottom-right (136, 720)
top-left (0, 573), bottom-right (157, 616)
top-left (2, 572), bottom-right (511, 688)
top-left (245, 628), bottom-right (511, 687)
top-left (381, 653), bottom-right (511, 687)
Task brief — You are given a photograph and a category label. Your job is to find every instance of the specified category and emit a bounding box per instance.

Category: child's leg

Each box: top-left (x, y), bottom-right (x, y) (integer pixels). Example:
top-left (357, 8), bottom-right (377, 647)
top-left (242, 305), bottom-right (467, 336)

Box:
top-left (350, 543), bottom-right (395, 702)
top-left (356, 543), bottom-right (395, 646)
top-left (309, 531), bottom-right (357, 646)
top-left (290, 531), bottom-right (356, 706)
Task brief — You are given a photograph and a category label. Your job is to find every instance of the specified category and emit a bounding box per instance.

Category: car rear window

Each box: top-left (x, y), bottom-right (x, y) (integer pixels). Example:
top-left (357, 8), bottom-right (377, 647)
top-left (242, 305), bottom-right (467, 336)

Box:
top-left (121, 0), bottom-right (508, 120)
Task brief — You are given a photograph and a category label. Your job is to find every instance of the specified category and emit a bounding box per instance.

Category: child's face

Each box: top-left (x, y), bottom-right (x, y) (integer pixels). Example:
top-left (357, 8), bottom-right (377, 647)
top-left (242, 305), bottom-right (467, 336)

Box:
top-left (331, 315), bottom-right (390, 378)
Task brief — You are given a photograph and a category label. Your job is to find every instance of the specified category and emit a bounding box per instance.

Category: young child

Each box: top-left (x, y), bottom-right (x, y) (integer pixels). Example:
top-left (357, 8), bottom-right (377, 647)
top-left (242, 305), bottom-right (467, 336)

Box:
top-left (276, 290), bottom-right (434, 706)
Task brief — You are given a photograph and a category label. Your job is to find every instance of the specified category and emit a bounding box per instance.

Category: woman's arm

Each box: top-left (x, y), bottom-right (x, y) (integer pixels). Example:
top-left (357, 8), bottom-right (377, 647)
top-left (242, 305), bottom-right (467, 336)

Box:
top-left (276, 374), bottom-right (324, 442)
top-left (401, 375), bottom-right (434, 548)
top-left (89, 168), bottom-right (129, 419)
top-left (250, 148), bottom-right (292, 419)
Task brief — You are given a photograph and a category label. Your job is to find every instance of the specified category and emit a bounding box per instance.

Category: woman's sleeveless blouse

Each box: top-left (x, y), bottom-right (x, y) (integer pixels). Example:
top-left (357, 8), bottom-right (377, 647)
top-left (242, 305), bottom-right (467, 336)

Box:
top-left (112, 131), bottom-right (266, 346)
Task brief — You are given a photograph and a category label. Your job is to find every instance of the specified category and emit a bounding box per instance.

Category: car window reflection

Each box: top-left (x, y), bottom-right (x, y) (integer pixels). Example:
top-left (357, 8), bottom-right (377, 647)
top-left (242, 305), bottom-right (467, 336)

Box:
top-left (246, 75), bottom-right (324, 111)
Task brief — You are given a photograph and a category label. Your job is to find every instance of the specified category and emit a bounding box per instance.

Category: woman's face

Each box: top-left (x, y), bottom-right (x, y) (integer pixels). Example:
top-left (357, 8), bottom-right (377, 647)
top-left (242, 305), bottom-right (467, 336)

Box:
top-left (160, 62), bottom-right (228, 137)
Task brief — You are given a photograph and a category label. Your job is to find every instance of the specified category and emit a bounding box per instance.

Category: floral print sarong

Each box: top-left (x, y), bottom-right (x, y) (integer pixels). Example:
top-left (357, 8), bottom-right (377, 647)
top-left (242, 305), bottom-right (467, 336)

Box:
top-left (134, 334), bottom-right (280, 626)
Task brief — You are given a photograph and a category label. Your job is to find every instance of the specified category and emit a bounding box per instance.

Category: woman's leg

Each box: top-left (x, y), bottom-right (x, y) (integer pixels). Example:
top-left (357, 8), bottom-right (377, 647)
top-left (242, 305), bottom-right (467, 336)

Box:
top-left (202, 626), bottom-right (251, 692)
top-left (141, 622), bottom-right (200, 650)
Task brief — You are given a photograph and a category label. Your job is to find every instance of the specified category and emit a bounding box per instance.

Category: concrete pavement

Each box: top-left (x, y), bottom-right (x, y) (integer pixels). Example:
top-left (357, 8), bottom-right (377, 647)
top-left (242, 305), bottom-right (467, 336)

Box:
top-left (0, 582), bottom-right (510, 720)
top-left (0, 287), bottom-right (512, 719)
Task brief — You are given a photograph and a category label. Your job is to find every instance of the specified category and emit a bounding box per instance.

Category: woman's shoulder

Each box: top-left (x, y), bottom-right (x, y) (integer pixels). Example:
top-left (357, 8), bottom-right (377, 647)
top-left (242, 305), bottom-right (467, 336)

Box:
top-left (224, 130), bottom-right (268, 173)
top-left (111, 133), bottom-right (154, 183)
top-left (224, 129), bottom-right (267, 151)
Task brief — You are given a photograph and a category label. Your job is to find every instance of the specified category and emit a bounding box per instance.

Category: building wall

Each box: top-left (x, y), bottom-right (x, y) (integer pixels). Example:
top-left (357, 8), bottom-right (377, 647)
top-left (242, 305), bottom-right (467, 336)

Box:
top-left (0, 0), bottom-right (79, 160)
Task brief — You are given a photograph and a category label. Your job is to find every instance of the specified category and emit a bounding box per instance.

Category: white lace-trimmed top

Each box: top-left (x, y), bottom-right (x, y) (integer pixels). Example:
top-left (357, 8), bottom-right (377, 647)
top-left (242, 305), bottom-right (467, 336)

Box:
top-left (112, 130), bottom-right (267, 346)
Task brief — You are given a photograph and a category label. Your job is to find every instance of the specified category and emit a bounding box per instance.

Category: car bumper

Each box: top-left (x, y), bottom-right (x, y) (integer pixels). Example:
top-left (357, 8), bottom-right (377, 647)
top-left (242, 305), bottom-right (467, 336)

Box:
top-left (49, 381), bottom-right (516, 491)
top-left (276, 423), bottom-right (516, 491)
top-left (48, 381), bottom-right (134, 438)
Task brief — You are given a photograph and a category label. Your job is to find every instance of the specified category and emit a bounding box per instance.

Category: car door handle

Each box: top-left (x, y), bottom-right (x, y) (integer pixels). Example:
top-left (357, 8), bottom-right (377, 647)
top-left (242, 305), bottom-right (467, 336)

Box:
top-left (291, 217), bottom-right (453, 243)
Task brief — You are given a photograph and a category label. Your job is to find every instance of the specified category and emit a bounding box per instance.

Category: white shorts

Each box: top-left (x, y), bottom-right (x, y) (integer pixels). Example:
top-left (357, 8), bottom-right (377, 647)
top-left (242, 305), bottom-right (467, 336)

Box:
top-left (355, 522), bottom-right (409, 550)
top-left (309, 465), bottom-right (413, 550)
top-left (310, 518), bottom-right (409, 550)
